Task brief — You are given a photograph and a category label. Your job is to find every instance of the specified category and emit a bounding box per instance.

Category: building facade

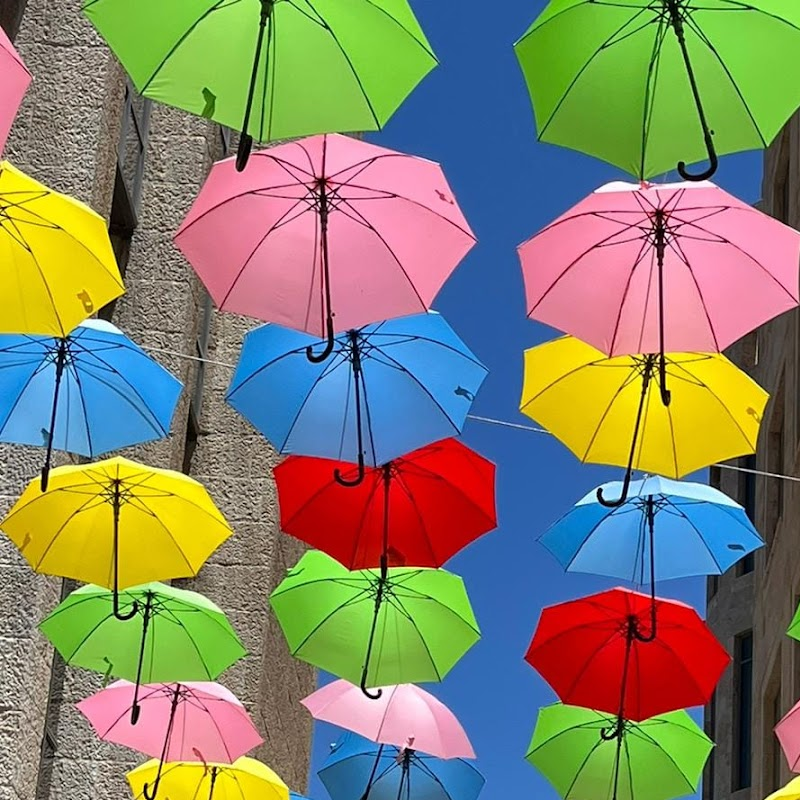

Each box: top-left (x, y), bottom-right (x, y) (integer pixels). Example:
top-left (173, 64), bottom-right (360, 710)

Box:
top-left (0, 4), bottom-right (316, 800)
top-left (705, 123), bottom-right (800, 800)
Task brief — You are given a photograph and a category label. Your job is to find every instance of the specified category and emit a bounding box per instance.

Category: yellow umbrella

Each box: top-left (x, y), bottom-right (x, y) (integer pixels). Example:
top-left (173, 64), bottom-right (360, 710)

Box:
top-left (1, 456), bottom-right (232, 620)
top-left (0, 161), bottom-right (125, 336)
top-left (520, 336), bottom-right (768, 505)
top-left (766, 778), bottom-right (800, 800)
top-left (127, 758), bottom-right (288, 800)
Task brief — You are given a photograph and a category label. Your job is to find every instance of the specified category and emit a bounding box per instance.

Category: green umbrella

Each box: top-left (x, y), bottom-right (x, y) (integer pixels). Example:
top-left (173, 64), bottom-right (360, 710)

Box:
top-left (40, 582), bottom-right (246, 724)
top-left (526, 703), bottom-right (713, 800)
top-left (514, 0), bottom-right (800, 181)
top-left (269, 550), bottom-right (480, 698)
top-left (83, 0), bottom-right (437, 170)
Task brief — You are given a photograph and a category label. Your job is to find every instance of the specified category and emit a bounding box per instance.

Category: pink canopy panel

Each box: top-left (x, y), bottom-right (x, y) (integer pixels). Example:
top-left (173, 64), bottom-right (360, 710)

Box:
top-left (0, 26), bottom-right (31, 155)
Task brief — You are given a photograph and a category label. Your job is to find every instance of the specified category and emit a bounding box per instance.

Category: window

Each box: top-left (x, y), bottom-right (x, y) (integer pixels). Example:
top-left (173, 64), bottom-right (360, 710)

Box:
top-left (98, 167), bottom-right (136, 321)
top-left (0, 0), bottom-right (27, 40)
top-left (708, 575), bottom-right (719, 599)
top-left (766, 378), bottom-right (785, 547)
top-left (703, 692), bottom-right (716, 800)
top-left (736, 454), bottom-right (757, 575)
top-left (733, 632), bottom-right (753, 790)
top-left (772, 131), bottom-right (791, 223)
top-left (772, 688), bottom-right (784, 792)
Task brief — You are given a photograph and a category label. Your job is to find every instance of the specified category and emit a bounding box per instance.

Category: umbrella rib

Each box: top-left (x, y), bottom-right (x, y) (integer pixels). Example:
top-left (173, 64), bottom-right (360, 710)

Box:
top-left (348, 0), bottom-right (436, 57)
top-left (626, 723), bottom-right (705, 790)
top-left (0, 349), bottom-right (55, 436)
top-left (613, 231), bottom-right (656, 354)
top-left (639, 15), bottom-right (669, 178)
top-left (287, 589), bottom-right (375, 655)
top-left (347, 473), bottom-right (385, 568)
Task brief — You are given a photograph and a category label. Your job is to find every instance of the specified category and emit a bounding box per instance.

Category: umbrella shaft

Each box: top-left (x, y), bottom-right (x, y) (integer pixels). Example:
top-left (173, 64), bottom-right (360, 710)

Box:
top-left (240, 0), bottom-right (273, 141)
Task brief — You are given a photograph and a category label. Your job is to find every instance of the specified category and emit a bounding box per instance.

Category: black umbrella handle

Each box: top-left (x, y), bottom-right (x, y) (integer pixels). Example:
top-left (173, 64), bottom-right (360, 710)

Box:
top-left (359, 745), bottom-right (385, 800)
top-left (360, 566), bottom-right (387, 699)
top-left (130, 593), bottom-right (154, 725)
top-left (653, 211), bottom-right (671, 408)
top-left (335, 332), bottom-right (367, 488)
top-left (112, 481), bottom-right (139, 621)
top-left (306, 180), bottom-right (337, 363)
top-left (40, 338), bottom-right (68, 492)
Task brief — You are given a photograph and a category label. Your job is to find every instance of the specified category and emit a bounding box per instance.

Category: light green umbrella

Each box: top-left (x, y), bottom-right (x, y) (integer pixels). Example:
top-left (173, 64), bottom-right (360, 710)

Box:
top-left (526, 703), bottom-right (713, 800)
top-left (269, 550), bottom-right (480, 698)
top-left (514, 0), bottom-right (800, 181)
top-left (83, 0), bottom-right (437, 170)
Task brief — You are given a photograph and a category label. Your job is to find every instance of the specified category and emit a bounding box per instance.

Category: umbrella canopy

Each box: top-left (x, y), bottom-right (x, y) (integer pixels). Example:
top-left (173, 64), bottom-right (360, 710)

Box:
top-left (540, 475), bottom-right (763, 584)
top-left (0, 318), bottom-right (182, 489)
top-left (520, 336), bottom-right (767, 504)
top-left (274, 438), bottom-right (496, 570)
top-left (767, 779), bottom-right (800, 800)
top-left (83, 0), bottom-right (436, 169)
top-left (775, 698), bottom-right (800, 772)
top-left (227, 313), bottom-right (487, 486)
top-left (526, 703), bottom-right (712, 800)
top-left (270, 550), bottom-right (480, 696)
top-left (2, 456), bottom-right (232, 618)
top-left (175, 134), bottom-right (475, 356)
top-left (518, 180), bottom-right (800, 362)
top-left (0, 161), bottom-right (125, 336)
top-left (514, 0), bottom-right (800, 180)
top-left (301, 679), bottom-right (475, 760)
top-left (525, 587), bottom-right (729, 721)
top-left (319, 732), bottom-right (485, 800)
top-left (0, 26), bottom-right (31, 156)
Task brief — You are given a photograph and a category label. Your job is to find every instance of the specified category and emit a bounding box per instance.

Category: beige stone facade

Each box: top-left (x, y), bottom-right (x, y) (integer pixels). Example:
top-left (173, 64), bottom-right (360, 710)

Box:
top-left (0, 4), bottom-right (315, 800)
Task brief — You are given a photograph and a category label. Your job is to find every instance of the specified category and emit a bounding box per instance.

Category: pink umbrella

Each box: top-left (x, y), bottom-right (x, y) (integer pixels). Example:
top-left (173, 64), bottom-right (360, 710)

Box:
top-left (0, 26), bottom-right (31, 156)
top-left (519, 180), bottom-right (800, 405)
top-left (775, 699), bottom-right (800, 771)
top-left (77, 680), bottom-right (263, 799)
top-left (301, 679), bottom-right (475, 760)
top-left (175, 133), bottom-right (475, 361)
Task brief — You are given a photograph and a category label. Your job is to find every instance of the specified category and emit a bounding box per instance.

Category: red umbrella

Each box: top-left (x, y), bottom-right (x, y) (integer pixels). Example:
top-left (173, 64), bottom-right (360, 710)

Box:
top-left (273, 438), bottom-right (496, 570)
top-left (525, 587), bottom-right (729, 722)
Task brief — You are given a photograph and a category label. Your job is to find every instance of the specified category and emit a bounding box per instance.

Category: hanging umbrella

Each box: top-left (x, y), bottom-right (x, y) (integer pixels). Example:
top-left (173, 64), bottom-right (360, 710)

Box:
top-left (319, 732), bottom-right (484, 800)
top-left (274, 438), bottom-right (496, 570)
top-left (0, 26), bottom-right (31, 156)
top-left (269, 550), bottom-right (480, 698)
top-left (520, 335), bottom-right (767, 505)
top-left (301, 679), bottom-right (475, 759)
top-left (2, 456), bottom-right (232, 619)
top-left (518, 180), bottom-right (800, 405)
top-left (775, 699), bottom-right (800, 772)
top-left (0, 161), bottom-right (125, 336)
top-left (526, 703), bottom-right (712, 800)
top-left (514, 0), bottom-right (800, 180)
top-left (0, 318), bottom-right (182, 490)
top-left (540, 475), bottom-right (763, 584)
top-left (127, 757), bottom-right (288, 800)
top-left (175, 134), bottom-right (475, 359)
top-left (766, 779), bottom-right (800, 800)
top-left (83, 0), bottom-right (437, 171)
top-left (77, 680), bottom-right (263, 799)
top-left (40, 582), bottom-right (246, 725)
top-left (227, 313), bottom-right (487, 486)
top-left (524, 586), bottom-right (729, 721)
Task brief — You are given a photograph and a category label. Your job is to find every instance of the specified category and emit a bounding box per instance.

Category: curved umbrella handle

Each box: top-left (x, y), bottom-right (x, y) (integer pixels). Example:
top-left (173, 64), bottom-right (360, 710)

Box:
top-left (596, 469), bottom-right (632, 508)
top-left (236, 135), bottom-right (253, 173)
top-left (113, 590), bottom-right (139, 622)
top-left (360, 674), bottom-right (383, 700)
top-left (335, 454), bottom-right (365, 487)
top-left (677, 131), bottom-right (718, 182)
top-left (306, 319), bottom-right (335, 363)
top-left (142, 764), bottom-right (163, 800)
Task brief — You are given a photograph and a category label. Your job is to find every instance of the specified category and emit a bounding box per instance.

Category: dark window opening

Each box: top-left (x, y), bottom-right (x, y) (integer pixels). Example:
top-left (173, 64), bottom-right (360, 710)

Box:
top-left (733, 632), bottom-right (753, 790)
top-left (0, 0), bottom-right (27, 41)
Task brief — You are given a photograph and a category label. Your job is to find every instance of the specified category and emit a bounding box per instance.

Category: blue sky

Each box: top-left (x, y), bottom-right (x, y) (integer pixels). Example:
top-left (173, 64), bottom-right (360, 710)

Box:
top-left (305, 2), bottom-right (763, 798)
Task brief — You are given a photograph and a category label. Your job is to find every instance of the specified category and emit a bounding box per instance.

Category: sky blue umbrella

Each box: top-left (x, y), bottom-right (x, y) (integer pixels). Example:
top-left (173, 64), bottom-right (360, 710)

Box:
top-left (0, 319), bottom-right (182, 489)
top-left (226, 312), bottom-right (487, 486)
top-left (540, 475), bottom-right (763, 586)
top-left (319, 732), bottom-right (484, 800)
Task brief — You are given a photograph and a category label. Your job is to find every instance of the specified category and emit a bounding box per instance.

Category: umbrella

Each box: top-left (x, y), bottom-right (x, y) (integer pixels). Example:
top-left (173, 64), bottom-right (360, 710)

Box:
top-left (127, 757), bottom-right (288, 800)
top-left (226, 313), bottom-right (487, 486)
top-left (0, 26), bottom-right (31, 156)
top-left (2, 456), bottom-right (232, 619)
top-left (526, 703), bottom-right (712, 800)
top-left (775, 698), bottom-right (800, 772)
top-left (766, 779), bottom-right (800, 800)
top-left (78, 680), bottom-right (263, 799)
top-left (269, 550), bottom-right (480, 698)
top-left (514, 0), bottom-right (800, 180)
top-left (525, 586), bottom-right (729, 721)
top-left (0, 160), bottom-right (125, 336)
top-left (540, 475), bottom-right (763, 584)
top-left (40, 582), bottom-right (247, 724)
top-left (520, 335), bottom-right (767, 505)
top-left (175, 134), bottom-right (475, 359)
top-left (301, 679), bottom-right (475, 759)
top-left (0, 318), bottom-right (182, 490)
top-left (518, 180), bottom-right (800, 405)
top-left (319, 732), bottom-right (484, 800)
top-left (83, 0), bottom-right (436, 171)
top-left (274, 438), bottom-right (496, 570)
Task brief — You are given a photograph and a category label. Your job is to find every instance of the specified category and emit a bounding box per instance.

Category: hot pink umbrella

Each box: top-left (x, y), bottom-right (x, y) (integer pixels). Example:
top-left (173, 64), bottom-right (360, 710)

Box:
top-left (175, 133), bottom-right (475, 361)
top-left (775, 698), bottom-right (800, 771)
top-left (519, 180), bottom-right (800, 405)
top-left (0, 26), bottom-right (31, 156)
top-left (77, 681), bottom-right (263, 799)
top-left (301, 679), bottom-right (475, 760)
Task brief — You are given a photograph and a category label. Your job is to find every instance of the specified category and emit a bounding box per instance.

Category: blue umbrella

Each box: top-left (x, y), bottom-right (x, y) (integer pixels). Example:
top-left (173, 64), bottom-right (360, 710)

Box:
top-left (540, 475), bottom-right (764, 585)
top-left (226, 312), bottom-right (487, 486)
top-left (0, 319), bottom-right (182, 489)
top-left (319, 732), bottom-right (484, 800)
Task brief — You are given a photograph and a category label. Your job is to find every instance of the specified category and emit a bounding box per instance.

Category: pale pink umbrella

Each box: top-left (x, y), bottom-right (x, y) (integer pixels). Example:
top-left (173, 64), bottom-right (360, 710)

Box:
top-left (775, 699), bottom-right (800, 771)
top-left (175, 133), bottom-right (475, 361)
top-left (0, 26), bottom-right (31, 156)
top-left (301, 679), bottom-right (475, 760)
top-left (77, 681), bottom-right (263, 799)
top-left (518, 180), bottom-right (800, 405)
